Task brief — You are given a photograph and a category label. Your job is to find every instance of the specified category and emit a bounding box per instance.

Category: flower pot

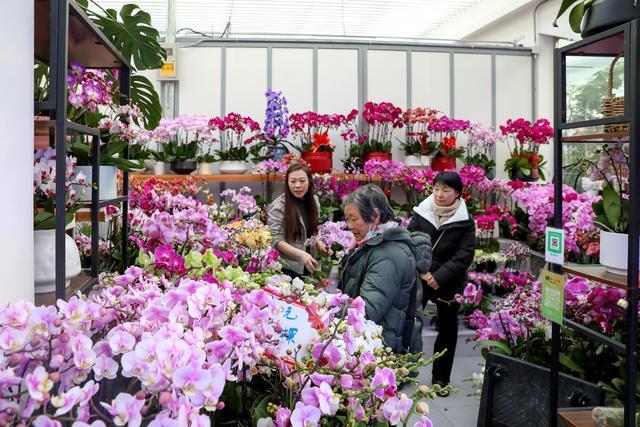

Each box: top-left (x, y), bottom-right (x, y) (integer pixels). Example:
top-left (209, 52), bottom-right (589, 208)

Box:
top-left (170, 160), bottom-right (197, 175)
top-left (34, 229), bottom-right (81, 294)
top-left (219, 161), bottom-right (248, 174)
top-left (404, 155), bottom-right (423, 168)
top-left (582, 0), bottom-right (640, 37)
top-left (430, 156), bottom-right (456, 172)
top-left (153, 161), bottom-right (167, 175)
top-left (599, 230), bottom-right (637, 275)
top-left (512, 168), bottom-right (539, 182)
top-left (301, 151), bottom-right (333, 174)
top-left (74, 165), bottom-right (118, 201)
top-left (363, 152), bottom-right (391, 163)
top-left (420, 155), bottom-right (430, 167)
top-left (267, 145), bottom-right (289, 161)
top-left (197, 162), bottom-right (217, 175)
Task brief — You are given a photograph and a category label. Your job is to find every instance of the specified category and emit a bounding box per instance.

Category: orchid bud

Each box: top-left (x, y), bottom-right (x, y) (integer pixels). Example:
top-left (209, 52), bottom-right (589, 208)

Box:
top-left (216, 402), bottom-right (225, 410)
top-left (416, 401), bottom-right (429, 414)
top-left (397, 367), bottom-right (409, 377)
top-left (418, 385), bottom-right (430, 395)
top-left (49, 372), bottom-right (61, 382)
top-left (136, 391), bottom-right (146, 400)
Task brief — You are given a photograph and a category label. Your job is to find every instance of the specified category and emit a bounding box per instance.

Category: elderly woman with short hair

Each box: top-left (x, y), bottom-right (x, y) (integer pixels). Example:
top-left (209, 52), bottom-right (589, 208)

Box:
top-left (338, 184), bottom-right (431, 354)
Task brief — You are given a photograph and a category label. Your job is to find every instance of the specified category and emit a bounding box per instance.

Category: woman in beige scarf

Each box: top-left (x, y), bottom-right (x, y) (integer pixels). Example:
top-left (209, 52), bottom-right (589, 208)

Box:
top-left (408, 171), bottom-right (476, 395)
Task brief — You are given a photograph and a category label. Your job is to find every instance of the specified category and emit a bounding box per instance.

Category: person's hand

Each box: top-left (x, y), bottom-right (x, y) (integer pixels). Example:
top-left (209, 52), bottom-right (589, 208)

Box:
top-left (299, 251), bottom-right (319, 274)
top-left (420, 272), bottom-right (440, 290)
top-left (317, 241), bottom-right (334, 257)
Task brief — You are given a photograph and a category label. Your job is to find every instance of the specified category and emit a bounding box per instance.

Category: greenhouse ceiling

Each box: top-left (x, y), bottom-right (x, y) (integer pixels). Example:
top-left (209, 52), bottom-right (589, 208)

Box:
top-left (89, 0), bottom-right (532, 43)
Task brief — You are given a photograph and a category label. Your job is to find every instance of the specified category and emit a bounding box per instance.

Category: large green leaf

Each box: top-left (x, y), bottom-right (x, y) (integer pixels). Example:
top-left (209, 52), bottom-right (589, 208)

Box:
top-left (131, 75), bottom-right (162, 129)
top-left (76, 1), bottom-right (166, 71)
top-left (560, 354), bottom-right (586, 374)
top-left (602, 186), bottom-right (622, 232)
top-left (568, 2), bottom-right (586, 34)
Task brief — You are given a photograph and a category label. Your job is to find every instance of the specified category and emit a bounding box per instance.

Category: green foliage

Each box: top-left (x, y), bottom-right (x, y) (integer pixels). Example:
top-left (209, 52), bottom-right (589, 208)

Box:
top-left (592, 186), bottom-right (629, 233)
top-left (463, 154), bottom-right (496, 176)
top-left (362, 139), bottom-right (392, 154)
top-left (130, 74), bottom-right (162, 129)
top-left (553, 0), bottom-right (595, 33)
top-left (161, 140), bottom-right (199, 162)
top-left (216, 146), bottom-right (250, 161)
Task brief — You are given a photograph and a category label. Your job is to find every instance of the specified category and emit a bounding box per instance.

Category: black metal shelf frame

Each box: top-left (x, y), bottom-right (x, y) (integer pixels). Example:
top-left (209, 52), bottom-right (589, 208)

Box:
top-left (552, 19), bottom-right (640, 427)
top-left (36, 0), bottom-right (132, 300)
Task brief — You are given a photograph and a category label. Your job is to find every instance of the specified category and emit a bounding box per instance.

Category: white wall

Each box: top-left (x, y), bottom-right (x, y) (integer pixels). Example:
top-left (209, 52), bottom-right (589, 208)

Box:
top-left (0, 0), bottom-right (34, 303)
top-left (177, 47), bottom-right (221, 117)
top-left (148, 43), bottom-right (533, 172)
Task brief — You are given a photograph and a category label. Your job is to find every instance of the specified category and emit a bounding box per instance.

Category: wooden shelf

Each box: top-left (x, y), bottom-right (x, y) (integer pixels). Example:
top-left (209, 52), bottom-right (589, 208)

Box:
top-left (35, 275), bottom-right (97, 306)
top-left (35, 0), bottom-right (129, 68)
top-left (562, 131), bottom-right (629, 142)
top-left (558, 409), bottom-right (597, 427)
top-left (562, 265), bottom-right (630, 290)
top-left (130, 173), bottom-right (375, 183)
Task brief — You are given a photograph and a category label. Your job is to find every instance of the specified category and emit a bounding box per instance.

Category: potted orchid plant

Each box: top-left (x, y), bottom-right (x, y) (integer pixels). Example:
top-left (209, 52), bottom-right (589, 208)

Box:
top-left (151, 115), bottom-right (216, 175)
top-left (361, 101), bottom-right (404, 162)
top-left (209, 113), bottom-right (261, 174)
top-left (427, 115), bottom-right (469, 171)
top-left (289, 111), bottom-right (342, 174)
top-left (464, 122), bottom-right (501, 178)
top-left (33, 148), bottom-right (85, 293)
top-left (251, 89), bottom-right (293, 162)
top-left (401, 107), bottom-right (439, 168)
top-left (500, 118), bottom-right (553, 182)
top-left (578, 143), bottom-right (630, 275)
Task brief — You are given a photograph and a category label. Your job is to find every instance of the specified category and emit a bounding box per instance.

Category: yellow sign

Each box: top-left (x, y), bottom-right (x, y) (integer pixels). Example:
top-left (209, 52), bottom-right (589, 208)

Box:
top-left (541, 269), bottom-right (565, 325)
top-left (160, 62), bottom-right (176, 78)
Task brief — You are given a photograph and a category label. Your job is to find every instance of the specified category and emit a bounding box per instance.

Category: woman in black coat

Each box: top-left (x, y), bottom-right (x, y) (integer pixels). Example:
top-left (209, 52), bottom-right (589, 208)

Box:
top-left (408, 171), bottom-right (475, 394)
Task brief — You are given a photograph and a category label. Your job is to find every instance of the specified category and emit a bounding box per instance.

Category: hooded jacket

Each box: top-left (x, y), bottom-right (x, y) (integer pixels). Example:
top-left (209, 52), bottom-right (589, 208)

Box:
top-left (339, 224), bottom-right (432, 353)
top-left (408, 195), bottom-right (476, 301)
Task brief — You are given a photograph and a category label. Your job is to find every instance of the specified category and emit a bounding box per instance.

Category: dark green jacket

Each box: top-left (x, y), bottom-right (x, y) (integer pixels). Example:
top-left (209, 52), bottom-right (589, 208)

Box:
top-left (339, 225), bottom-right (432, 353)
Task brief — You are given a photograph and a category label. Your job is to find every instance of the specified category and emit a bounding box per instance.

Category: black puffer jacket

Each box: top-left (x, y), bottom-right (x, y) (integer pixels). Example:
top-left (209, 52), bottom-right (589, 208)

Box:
top-left (339, 224), bottom-right (432, 353)
top-left (408, 195), bottom-right (476, 302)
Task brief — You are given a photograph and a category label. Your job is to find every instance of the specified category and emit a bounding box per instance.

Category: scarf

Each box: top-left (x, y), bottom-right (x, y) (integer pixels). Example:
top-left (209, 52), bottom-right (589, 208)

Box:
top-left (433, 199), bottom-right (461, 228)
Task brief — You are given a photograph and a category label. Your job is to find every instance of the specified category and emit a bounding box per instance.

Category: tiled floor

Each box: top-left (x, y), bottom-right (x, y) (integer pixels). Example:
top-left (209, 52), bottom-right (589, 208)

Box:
top-left (404, 355), bottom-right (485, 427)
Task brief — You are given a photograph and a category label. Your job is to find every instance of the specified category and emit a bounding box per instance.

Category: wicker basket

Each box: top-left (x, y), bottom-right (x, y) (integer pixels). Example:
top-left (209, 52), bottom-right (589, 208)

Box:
top-left (602, 54), bottom-right (627, 133)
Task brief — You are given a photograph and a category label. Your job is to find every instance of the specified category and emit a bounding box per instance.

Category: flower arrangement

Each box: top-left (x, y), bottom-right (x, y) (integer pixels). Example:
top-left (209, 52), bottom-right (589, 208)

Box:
top-left (401, 107), bottom-right (439, 156)
top-left (314, 221), bottom-right (356, 264)
top-left (289, 111), bottom-right (341, 153)
top-left (426, 116), bottom-right (469, 159)
top-left (67, 62), bottom-right (148, 171)
top-left (502, 241), bottom-right (531, 270)
top-left (151, 115), bottom-right (217, 163)
top-left (464, 122), bottom-right (501, 175)
top-left (500, 118), bottom-right (553, 180)
top-left (363, 159), bottom-right (406, 183)
top-left (209, 113), bottom-right (261, 161)
top-left (339, 108), bottom-right (366, 171)
top-left (251, 89), bottom-right (293, 162)
top-left (582, 143), bottom-right (629, 234)
top-left (33, 148), bottom-right (86, 230)
top-left (361, 101), bottom-right (404, 153)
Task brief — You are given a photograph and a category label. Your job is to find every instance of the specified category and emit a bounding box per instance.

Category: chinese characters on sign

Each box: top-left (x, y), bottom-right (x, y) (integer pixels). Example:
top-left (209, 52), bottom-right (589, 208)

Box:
top-left (269, 295), bottom-right (319, 362)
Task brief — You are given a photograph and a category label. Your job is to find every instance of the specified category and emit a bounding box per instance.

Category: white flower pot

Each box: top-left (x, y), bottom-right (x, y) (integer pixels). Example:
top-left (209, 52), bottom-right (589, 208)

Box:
top-left (404, 155), bottom-right (422, 167)
top-left (219, 161), bottom-right (248, 174)
top-left (600, 230), bottom-right (636, 275)
top-left (74, 165), bottom-right (118, 201)
top-left (198, 162), bottom-right (218, 175)
top-left (420, 155), bottom-right (430, 167)
top-left (153, 161), bottom-right (167, 175)
top-left (34, 229), bottom-right (81, 294)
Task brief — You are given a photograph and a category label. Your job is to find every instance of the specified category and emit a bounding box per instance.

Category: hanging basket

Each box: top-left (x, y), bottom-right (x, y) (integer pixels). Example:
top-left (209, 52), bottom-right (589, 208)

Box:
top-left (602, 53), bottom-right (627, 133)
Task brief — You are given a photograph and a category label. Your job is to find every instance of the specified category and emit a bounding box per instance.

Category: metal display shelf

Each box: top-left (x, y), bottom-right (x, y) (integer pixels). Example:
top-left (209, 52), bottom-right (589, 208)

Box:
top-left (552, 19), bottom-right (640, 427)
top-left (35, 0), bottom-right (131, 301)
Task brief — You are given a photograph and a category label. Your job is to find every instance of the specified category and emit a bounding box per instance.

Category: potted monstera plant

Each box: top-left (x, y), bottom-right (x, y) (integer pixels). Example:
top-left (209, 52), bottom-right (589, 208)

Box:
top-left (553, 0), bottom-right (640, 37)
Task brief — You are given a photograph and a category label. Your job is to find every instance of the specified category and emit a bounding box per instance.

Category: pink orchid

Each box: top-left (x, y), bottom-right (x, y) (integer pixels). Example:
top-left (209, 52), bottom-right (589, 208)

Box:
top-left (25, 366), bottom-right (53, 402)
top-left (218, 325), bottom-right (249, 346)
top-left (93, 355), bottom-right (119, 380)
top-left (172, 362), bottom-right (211, 396)
top-left (382, 394), bottom-right (414, 425)
top-left (275, 407), bottom-right (292, 427)
top-left (370, 367), bottom-right (397, 400)
top-left (290, 401), bottom-right (321, 427)
top-left (100, 393), bottom-right (145, 427)
top-left (414, 416), bottom-right (434, 427)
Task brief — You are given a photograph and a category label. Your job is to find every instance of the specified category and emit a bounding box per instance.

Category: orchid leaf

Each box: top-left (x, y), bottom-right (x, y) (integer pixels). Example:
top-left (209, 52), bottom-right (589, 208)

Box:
top-left (568, 2), bottom-right (586, 34)
top-left (602, 186), bottom-right (622, 232)
top-left (560, 354), bottom-right (586, 374)
top-left (553, 0), bottom-right (581, 26)
top-left (475, 340), bottom-right (512, 356)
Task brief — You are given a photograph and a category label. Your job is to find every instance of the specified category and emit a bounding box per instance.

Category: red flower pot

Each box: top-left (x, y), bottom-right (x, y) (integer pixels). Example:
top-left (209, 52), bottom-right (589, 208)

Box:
top-left (363, 152), bottom-right (392, 163)
top-left (430, 156), bottom-right (456, 172)
top-left (301, 151), bottom-right (333, 174)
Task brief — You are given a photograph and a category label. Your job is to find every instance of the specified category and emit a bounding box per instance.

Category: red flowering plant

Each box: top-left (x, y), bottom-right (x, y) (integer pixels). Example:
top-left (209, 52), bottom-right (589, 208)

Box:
top-left (361, 101), bottom-right (404, 153)
top-left (426, 116), bottom-right (470, 159)
top-left (339, 108), bottom-right (366, 171)
top-left (209, 113), bottom-right (261, 161)
top-left (500, 118), bottom-right (553, 180)
top-left (401, 107), bottom-right (440, 156)
top-left (289, 111), bottom-right (342, 153)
